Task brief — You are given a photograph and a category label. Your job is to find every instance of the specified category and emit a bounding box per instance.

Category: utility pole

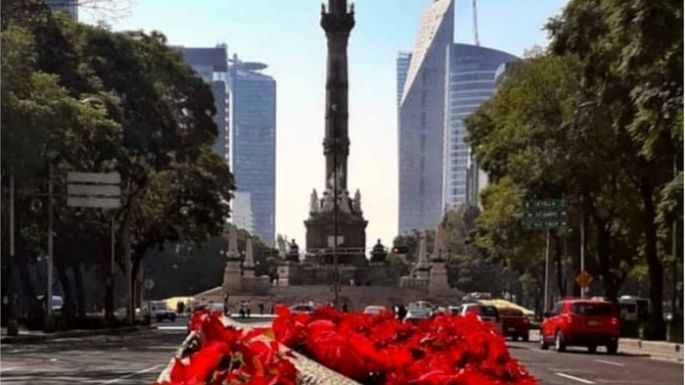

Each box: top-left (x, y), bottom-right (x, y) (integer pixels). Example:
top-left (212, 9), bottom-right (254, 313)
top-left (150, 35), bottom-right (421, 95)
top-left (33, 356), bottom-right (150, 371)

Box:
top-left (580, 210), bottom-right (586, 298)
top-left (7, 171), bottom-right (18, 336)
top-left (543, 228), bottom-right (551, 312)
top-left (46, 162), bottom-right (54, 331)
top-left (106, 215), bottom-right (115, 320)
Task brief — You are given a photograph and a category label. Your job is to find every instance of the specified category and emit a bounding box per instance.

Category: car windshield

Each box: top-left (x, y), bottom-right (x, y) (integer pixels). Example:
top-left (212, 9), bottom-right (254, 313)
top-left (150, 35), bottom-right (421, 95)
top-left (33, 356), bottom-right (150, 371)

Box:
top-left (572, 302), bottom-right (614, 316)
top-left (480, 306), bottom-right (499, 317)
top-left (499, 308), bottom-right (523, 317)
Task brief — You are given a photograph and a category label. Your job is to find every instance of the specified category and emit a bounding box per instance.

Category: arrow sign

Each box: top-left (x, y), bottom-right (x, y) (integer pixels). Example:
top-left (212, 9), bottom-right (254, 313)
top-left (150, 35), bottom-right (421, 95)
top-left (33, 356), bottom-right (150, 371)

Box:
top-left (576, 270), bottom-right (593, 287)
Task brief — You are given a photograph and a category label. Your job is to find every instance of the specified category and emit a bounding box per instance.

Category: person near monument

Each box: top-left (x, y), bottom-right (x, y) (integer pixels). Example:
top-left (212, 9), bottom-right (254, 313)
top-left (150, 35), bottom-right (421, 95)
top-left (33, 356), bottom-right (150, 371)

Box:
top-left (397, 304), bottom-right (408, 321)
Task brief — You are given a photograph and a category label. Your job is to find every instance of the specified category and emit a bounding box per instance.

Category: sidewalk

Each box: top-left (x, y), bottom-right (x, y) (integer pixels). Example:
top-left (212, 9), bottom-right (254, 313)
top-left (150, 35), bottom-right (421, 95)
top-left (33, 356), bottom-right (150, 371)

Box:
top-left (528, 329), bottom-right (683, 362)
top-left (1, 324), bottom-right (154, 344)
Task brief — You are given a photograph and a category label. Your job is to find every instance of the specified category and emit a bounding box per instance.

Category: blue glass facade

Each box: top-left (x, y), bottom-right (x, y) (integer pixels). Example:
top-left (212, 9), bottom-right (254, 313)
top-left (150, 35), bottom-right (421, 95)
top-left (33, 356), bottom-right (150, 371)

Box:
top-left (442, 44), bottom-right (516, 211)
top-left (229, 57), bottom-right (276, 247)
top-left (398, 0), bottom-right (454, 235)
top-left (175, 45), bottom-right (230, 163)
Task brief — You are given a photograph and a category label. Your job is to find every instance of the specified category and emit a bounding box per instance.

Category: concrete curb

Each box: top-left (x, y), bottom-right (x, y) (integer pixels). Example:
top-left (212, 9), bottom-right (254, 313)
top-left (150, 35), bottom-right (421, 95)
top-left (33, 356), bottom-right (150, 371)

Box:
top-left (529, 330), bottom-right (683, 362)
top-left (1, 325), bottom-right (155, 344)
top-left (619, 338), bottom-right (683, 362)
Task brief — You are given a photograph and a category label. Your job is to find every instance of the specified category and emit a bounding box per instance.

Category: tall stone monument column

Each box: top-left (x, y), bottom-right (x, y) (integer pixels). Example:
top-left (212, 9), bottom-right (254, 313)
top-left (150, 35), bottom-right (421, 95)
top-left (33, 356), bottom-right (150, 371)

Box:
top-left (415, 233), bottom-right (431, 280)
top-left (223, 225), bottom-right (242, 295)
top-left (429, 223), bottom-right (450, 294)
top-left (304, 0), bottom-right (367, 266)
top-left (243, 237), bottom-right (255, 279)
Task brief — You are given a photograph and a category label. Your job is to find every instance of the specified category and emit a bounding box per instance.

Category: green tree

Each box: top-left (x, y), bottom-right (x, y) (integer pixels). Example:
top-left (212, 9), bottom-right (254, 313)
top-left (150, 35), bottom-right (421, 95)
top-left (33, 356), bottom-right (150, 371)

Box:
top-left (547, 0), bottom-right (683, 338)
top-left (2, 1), bottom-right (234, 323)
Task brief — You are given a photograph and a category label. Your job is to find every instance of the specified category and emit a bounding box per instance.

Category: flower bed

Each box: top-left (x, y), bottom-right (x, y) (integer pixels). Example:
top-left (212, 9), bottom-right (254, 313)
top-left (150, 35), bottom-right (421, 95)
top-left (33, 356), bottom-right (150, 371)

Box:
top-left (273, 306), bottom-right (537, 385)
top-left (153, 310), bottom-right (297, 385)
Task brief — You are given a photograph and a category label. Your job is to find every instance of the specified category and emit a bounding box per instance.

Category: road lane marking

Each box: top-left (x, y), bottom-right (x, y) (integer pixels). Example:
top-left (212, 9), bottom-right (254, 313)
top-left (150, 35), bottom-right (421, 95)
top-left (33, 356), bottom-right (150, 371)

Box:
top-left (156, 326), bottom-right (187, 331)
top-left (594, 359), bottom-right (625, 367)
top-left (555, 372), bottom-right (596, 384)
top-left (100, 364), bottom-right (164, 384)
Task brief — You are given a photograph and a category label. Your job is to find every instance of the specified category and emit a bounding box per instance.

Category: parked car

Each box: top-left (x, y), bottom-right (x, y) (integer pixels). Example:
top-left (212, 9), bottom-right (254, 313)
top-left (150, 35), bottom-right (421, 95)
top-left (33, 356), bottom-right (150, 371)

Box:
top-left (289, 303), bottom-right (315, 314)
top-left (404, 306), bottom-right (432, 323)
top-left (540, 298), bottom-right (619, 354)
top-left (409, 301), bottom-right (436, 311)
top-left (499, 308), bottom-right (530, 341)
top-left (447, 305), bottom-right (462, 315)
top-left (363, 305), bottom-right (388, 315)
top-left (147, 300), bottom-right (176, 322)
top-left (36, 295), bottom-right (64, 311)
top-left (460, 302), bottom-right (503, 335)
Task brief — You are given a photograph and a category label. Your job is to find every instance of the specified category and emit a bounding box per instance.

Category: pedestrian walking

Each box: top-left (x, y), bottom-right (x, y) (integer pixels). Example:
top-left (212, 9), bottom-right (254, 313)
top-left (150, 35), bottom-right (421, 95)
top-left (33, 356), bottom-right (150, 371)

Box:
top-left (397, 304), bottom-right (407, 321)
top-left (259, 302), bottom-right (264, 315)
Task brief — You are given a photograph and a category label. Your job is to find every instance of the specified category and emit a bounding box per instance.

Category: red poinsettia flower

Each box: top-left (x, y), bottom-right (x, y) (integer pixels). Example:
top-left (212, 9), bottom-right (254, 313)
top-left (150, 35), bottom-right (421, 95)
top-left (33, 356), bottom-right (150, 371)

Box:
top-left (272, 305), bottom-right (537, 385)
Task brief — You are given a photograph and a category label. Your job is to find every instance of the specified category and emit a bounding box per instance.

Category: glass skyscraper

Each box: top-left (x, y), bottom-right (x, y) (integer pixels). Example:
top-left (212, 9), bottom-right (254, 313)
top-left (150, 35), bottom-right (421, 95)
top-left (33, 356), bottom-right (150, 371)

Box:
top-left (175, 45), bottom-right (230, 164)
top-left (396, 52), bottom-right (412, 109)
top-left (397, 0), bottom-right (454, 235)
top-left (228, 55), bottom-right (276, 247)
top-left (443, 44), bottom-right (516, 211)
top-left (45, 0), bottom-right (78, 19)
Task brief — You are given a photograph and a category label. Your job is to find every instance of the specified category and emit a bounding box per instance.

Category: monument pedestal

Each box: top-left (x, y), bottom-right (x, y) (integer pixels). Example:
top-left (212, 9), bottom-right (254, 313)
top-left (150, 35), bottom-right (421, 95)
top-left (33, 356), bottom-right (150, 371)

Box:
top-left (429, 259), bottom-right (450, 294)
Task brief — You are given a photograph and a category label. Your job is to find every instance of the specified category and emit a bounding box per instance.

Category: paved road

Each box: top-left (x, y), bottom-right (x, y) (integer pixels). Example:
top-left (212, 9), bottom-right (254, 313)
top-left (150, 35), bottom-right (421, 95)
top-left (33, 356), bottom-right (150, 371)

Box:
top-left (1, 327), bottom-right (181, 384)
top-left (2, 319), bottom-right (682, 385)
top-left (508, 340), bottom-right (683, 385)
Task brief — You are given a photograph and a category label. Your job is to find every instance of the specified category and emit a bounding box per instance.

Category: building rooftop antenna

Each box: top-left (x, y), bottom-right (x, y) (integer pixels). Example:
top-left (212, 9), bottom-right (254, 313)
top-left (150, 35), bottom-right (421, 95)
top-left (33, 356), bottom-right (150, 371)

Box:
top-left (472, 0), bottom-right (480, 46)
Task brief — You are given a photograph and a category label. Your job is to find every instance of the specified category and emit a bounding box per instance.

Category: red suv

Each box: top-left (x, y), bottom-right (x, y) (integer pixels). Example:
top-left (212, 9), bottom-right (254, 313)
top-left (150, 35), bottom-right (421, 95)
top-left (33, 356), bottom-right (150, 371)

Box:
top-left (500, 308), bottom-right (530, 341)
top-left (540, 299), bottom-right (620, 354)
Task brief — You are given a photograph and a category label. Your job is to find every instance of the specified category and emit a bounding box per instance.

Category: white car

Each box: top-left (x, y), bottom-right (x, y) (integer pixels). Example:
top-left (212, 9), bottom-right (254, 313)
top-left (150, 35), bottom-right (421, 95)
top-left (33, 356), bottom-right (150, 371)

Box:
top-left (460, 302), bottom-right (503, 334)
top-left (289, 303), bottom-right (315, 314)
top-left (363, 305), bottom-right (388, 315)
top-left (405, 307), bottom-right (432, 323)
top-left (147, 300), bottom-right (177, 322)
top-left (36, 295), bottom-right (63, 311)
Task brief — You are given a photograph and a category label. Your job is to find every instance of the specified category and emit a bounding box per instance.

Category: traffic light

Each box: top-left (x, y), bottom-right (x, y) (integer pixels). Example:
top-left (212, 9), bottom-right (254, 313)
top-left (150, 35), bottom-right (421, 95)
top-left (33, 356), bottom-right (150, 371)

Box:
top-left (391, 246), bottom-right (409, 254)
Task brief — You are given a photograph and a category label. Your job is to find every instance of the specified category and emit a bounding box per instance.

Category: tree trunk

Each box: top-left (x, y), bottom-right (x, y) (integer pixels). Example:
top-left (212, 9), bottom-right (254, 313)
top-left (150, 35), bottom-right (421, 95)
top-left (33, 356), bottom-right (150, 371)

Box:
top-left (56, 262), bottom-right (76, 323)
top-left (641, 181), bottom-right (665, 339)
top-left (72, 262), bottom-right (86, 319)
top-left (594, 216), bottom-right (619, 302)
top-left (553, 231), bottom-right (566, 298)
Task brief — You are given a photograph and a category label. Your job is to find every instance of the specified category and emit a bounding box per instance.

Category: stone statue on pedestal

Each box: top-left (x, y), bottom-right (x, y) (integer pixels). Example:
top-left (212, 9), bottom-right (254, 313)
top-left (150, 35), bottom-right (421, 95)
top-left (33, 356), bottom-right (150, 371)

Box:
top-left (353, 189), bottom-right (362, 212)
top-left (243, 237), bottom-right (255, 278)
top-left (286, 239), bottom-right (300, 263)
top-left (310, 189), bottom-right (319, 213)
top-left (223, 225), bottom-right (242, 294)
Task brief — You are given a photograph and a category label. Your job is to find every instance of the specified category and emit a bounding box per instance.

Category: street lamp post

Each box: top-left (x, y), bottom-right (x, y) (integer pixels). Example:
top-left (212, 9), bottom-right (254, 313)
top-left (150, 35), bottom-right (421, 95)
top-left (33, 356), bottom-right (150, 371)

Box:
top-left (7, 170), bottom-right (18, 336)
top-left (332, 104), bottom-right (340, 308)
top-left (46, 161), bottom-right (54, 330)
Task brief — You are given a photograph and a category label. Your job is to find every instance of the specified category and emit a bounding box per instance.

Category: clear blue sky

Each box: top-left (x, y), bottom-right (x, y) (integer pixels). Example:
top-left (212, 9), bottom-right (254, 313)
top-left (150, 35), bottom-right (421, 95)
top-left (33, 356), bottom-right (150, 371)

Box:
top-left (82, 0), bottom-right (567, 248)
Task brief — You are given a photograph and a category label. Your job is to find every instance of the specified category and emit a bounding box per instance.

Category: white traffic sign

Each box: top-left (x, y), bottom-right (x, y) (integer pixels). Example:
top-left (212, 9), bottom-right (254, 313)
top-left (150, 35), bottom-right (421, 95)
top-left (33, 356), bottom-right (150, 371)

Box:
top-left (67, 184), bottom-right (121, 197)
top-left (67, 197), bottom-right (121, 209)
top-left (67, 172), bottom-right (121, 184)
top-left (67, 172), bottom-right (121, 209)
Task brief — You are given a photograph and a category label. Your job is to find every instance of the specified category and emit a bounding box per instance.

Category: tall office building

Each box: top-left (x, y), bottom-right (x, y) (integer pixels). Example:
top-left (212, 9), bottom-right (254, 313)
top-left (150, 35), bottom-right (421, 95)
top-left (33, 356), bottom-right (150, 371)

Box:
top-left (175, 45), bottom-right (230, 163)
top-left (398, 0), bottom-right (454, 234)
top-left (443, 44), bottom-right (516, 211)
top-left (228, 55), bottom-right (276, 247)
top-left (396, 52), bottom-right (412, 108)
top-left (232, 191), bottom-right (255, 234)
top-left (45, 0), bottom-right (78, 19)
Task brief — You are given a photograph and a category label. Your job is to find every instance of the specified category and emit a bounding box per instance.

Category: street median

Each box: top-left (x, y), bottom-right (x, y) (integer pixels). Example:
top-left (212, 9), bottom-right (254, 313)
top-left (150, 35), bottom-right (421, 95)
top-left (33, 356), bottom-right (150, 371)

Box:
top-left (1, 325), bottom-right (154, 344)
